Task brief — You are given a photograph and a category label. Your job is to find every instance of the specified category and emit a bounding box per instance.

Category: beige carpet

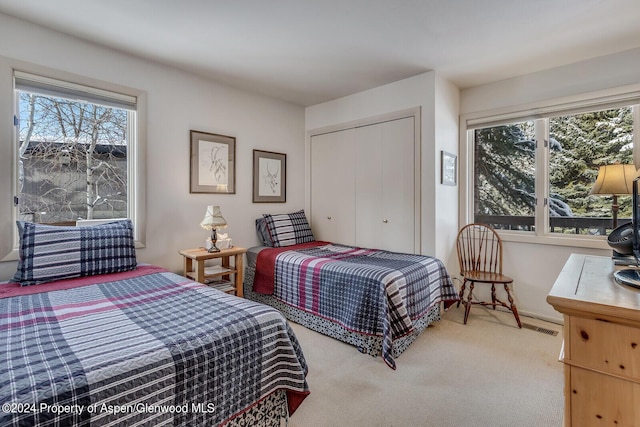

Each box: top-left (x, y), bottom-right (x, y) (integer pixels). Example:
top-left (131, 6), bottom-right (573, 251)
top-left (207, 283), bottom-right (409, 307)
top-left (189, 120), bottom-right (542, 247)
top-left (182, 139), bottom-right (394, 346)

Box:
top-left (288, 306), bottom-right (564, 427)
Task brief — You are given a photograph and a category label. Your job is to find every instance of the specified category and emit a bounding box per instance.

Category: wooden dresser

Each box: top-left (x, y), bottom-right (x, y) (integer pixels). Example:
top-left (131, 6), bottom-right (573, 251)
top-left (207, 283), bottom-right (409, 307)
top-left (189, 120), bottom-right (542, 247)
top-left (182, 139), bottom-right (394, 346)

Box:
top-left (547, 254), bottom-right (640, 427)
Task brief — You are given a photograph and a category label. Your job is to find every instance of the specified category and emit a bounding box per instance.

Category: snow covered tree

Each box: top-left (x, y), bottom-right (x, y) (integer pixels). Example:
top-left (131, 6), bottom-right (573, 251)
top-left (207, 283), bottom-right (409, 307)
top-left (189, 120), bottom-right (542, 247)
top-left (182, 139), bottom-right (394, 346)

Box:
top-left (474, 123), bottom-right (539, 217)
top-left (550, 107), bottom-right (634, 218)
top-left (474, 106), bottom-right (634, 232)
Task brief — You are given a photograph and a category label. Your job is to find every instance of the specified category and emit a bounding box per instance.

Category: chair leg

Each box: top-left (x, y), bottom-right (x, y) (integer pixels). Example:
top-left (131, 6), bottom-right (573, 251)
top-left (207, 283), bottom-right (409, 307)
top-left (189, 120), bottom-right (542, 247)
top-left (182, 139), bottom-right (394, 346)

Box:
top-left (491, 284), bottom-right (497, 310)
top-left (503, 284), bottom-right (522, 328)
top-left (463, 283), bottom-right (474, 325)
top-left (457, 280), bottom-right (466, 308)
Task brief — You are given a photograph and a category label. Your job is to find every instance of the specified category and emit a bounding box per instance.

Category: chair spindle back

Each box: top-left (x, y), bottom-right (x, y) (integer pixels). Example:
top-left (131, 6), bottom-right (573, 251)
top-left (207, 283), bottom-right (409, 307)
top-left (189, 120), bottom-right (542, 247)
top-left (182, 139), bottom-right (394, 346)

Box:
top-left (456, 223), bottom-right (503, 275)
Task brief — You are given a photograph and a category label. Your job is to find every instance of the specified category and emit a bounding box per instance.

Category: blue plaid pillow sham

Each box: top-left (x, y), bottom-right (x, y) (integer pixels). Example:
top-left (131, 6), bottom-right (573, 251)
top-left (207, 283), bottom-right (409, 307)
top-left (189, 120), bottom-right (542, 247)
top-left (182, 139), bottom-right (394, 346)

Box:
top-left (263, 210), bottom-right (315, 247)
top-left (255, 218), bottom-right (274, 247)
top-left (12, 219), bottom-right (137, 286)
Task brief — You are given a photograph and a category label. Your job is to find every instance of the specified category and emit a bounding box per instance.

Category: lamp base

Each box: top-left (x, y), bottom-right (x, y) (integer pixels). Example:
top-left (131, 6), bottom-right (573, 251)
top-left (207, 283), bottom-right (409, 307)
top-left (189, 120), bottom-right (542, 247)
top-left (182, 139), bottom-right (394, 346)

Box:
top-left (207, 229), bottom-right (220, 253)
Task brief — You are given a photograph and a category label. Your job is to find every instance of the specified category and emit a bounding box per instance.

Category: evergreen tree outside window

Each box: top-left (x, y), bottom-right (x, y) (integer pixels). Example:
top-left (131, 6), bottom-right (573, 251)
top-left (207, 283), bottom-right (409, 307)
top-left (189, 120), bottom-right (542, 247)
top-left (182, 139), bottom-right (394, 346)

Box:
top-left (472, 104), bottom-right (637, 236)
top-left (549, 107), bottom-right (634, 234)
top-left (474, 121), bottom-right (536, 231)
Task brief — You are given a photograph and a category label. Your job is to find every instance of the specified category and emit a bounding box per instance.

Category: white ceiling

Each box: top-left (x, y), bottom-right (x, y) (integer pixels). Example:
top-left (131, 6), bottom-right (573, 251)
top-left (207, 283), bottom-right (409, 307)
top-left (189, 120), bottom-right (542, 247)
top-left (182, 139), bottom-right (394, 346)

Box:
top-left (1, 0), bottom-right (639, 106)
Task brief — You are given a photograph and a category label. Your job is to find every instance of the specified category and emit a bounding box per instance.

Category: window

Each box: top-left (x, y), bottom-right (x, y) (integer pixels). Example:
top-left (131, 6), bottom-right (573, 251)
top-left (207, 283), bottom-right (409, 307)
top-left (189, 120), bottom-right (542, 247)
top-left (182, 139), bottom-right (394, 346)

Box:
top-left (474, 120), bottom-right (536, 231)
top-left (548, 107), bottom-right (634, 234)
top-left (13, 71), bottom-right (143, 239)
top-left (469, 98), bottom-right (639, 240)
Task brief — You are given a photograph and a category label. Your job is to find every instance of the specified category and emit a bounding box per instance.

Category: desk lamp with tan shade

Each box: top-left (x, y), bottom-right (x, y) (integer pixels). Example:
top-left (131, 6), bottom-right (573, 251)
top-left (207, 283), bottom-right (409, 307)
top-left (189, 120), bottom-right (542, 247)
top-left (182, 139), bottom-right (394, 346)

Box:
top-left (590, 164), bottom-right (638, 259)
top-left (590, 164), bottom-right (637, 228)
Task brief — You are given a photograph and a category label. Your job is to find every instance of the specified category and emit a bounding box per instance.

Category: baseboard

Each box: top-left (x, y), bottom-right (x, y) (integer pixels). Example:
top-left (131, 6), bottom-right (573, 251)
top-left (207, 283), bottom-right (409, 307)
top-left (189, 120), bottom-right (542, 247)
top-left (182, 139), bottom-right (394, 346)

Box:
top-left (462, 304), bottom-right (564, 326)
top-left (518, 309), bottom-right (564, 326)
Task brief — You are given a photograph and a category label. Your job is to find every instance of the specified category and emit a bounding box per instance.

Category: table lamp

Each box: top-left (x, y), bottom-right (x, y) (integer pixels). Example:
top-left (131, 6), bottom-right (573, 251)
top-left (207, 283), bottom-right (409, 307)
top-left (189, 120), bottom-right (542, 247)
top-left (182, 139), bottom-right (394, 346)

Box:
top-left (200, 205), bottom-right (227, 252)
top-left (590, 164), bottom-right (636, 229)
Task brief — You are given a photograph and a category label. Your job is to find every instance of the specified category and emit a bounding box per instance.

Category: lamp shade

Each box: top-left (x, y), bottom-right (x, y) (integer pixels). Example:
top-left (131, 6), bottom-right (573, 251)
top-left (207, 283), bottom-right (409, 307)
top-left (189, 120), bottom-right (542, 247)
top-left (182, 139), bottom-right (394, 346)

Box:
top-left (200, 205), bottom-right (227, 230)
top-left (590, 164), bottom-right (637, 196)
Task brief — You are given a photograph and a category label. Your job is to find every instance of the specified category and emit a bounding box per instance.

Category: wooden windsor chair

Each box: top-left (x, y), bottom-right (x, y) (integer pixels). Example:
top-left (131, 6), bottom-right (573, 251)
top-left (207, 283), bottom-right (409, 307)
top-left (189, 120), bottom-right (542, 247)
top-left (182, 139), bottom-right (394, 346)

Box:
top-left (455, 223), bottom-right (521, 328)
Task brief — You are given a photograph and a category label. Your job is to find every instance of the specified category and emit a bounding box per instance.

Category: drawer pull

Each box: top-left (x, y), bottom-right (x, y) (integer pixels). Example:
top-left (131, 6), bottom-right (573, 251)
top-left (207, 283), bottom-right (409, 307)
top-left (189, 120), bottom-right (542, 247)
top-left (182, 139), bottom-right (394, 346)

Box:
top-left (632, 342), bottom-right (638, 349)
top-left (580, 330), bottom-right (589, 341)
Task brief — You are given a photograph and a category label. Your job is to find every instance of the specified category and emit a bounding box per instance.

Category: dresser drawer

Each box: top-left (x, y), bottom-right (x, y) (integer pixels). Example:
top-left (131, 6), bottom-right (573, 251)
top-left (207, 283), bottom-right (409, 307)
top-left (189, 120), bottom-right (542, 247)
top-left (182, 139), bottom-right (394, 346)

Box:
top-left (569, 365), bottom-right (640, 426)
top-left (569, 316), bottom-right (640, 380)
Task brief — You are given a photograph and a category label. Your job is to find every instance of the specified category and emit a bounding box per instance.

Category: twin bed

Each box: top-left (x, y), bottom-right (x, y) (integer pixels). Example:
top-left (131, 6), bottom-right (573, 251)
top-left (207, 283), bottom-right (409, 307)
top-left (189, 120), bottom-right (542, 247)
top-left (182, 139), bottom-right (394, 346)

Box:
top-left (246, 211), bottom-right (458, 370)
top-left (1, 212), bottom-right (456, 426)
top-left (1, 220), bottom-right (308, 426)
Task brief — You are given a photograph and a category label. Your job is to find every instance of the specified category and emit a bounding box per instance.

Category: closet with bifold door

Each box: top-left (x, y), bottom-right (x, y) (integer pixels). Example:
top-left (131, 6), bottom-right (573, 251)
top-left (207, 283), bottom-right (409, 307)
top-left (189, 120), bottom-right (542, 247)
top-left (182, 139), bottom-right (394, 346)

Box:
top-left (310, 109), bottom-right (420, 254)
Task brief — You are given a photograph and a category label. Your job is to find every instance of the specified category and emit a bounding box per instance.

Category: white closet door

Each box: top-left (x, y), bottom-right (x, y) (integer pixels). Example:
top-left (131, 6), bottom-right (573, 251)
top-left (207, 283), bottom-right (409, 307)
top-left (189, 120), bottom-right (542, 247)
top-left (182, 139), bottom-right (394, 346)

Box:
top-left (310, 130), bottom-right (356, 245)
top-left (381, 117), bottom-right (416, 253)
top-left (354, 116), bottom-right (415, 253)
top-left (354, 122), bottom-right (383, 250)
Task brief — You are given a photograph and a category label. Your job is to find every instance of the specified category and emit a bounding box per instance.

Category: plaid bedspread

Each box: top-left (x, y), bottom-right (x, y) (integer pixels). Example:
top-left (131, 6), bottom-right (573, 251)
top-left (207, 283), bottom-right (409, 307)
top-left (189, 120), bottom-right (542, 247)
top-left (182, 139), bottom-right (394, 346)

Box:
top-left (255, 243), bottom-right (458, 369)
top-left (0, 267), bottom-right (309, 426)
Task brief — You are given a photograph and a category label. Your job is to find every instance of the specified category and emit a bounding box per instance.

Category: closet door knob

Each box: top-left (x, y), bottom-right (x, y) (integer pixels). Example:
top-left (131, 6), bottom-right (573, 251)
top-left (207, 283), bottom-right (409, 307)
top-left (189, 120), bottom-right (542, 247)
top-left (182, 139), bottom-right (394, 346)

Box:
top-left (383, 219), bottom-right (388, 223)
top-left (327, 216), bottom-right (332, 220)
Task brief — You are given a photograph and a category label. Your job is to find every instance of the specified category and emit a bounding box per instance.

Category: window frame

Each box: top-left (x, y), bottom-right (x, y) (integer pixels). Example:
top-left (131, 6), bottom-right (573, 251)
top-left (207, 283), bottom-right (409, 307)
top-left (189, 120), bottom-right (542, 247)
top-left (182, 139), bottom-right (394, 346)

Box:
top-left (460, 84), bottom-right (640, 249)
top-left (1, 62), bottom-right (146, 262)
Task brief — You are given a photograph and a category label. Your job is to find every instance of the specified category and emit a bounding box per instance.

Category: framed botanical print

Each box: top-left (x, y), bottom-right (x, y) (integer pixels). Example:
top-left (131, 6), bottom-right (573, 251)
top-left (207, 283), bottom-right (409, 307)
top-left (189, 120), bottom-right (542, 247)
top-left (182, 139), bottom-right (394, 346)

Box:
top-left (441, 150), bottom-right (457, 186)
top-left (253, 149), bottom-right (286, 203)
top-left (190, 130), bottom-right (236, 194)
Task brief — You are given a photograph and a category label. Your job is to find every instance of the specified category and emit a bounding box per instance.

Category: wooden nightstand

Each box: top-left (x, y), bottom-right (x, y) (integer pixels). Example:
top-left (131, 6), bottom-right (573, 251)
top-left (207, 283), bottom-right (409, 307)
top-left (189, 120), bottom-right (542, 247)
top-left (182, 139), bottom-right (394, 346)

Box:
top-left (179, 246), bottom-right (247, 297)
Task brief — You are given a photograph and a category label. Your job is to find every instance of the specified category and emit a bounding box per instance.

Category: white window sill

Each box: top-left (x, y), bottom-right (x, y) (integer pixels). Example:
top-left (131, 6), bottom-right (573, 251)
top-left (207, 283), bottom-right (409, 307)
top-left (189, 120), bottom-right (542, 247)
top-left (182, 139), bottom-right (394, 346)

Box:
top-left (496, 230), bottom-right (610, 250)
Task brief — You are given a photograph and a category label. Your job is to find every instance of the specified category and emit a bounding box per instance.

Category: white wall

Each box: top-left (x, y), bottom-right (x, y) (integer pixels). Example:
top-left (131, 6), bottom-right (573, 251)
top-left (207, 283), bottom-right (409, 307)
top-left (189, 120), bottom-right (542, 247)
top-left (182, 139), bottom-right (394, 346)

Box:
top-left (462, 48), bottom-right (640, 115)
top-left (305, 71), bottom-right (460, 262)
top-left (460, 47), bottom-right (640, 323)
top-left (0, 13), bottom-right (305, 280)
top-left (434, 74), bottom-right (460, 273)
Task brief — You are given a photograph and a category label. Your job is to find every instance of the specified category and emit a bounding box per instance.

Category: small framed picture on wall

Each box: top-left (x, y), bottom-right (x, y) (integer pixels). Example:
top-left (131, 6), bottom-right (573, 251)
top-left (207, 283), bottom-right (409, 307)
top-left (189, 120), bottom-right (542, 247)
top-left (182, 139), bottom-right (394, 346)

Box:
top-left (441, 151), bottom-right (457, 186)
top-left (190, 130), bottom-right (236, 194)
top-left (253, 149), bottom-right (286, 203)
